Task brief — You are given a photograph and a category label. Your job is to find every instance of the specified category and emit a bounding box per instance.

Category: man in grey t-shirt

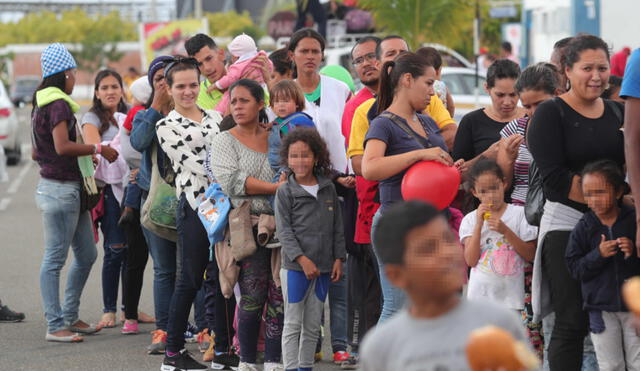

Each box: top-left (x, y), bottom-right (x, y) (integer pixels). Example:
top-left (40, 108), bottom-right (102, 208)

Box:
top-left (360, 201), bottom-right (531, 371)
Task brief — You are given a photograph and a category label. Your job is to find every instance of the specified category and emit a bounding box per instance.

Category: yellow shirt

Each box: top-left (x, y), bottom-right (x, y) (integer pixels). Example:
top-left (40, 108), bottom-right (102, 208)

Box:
top-left (346, 95), bottom-right (455, 158)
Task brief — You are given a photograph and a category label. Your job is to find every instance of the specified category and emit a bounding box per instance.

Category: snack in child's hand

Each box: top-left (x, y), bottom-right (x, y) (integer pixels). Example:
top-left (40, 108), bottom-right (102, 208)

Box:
top-left (483, 204), bottom-right (493, 220)
top-left (623, 276), bottom-right (640, 316)
top-left (466, 325), bottom-right (540, 371)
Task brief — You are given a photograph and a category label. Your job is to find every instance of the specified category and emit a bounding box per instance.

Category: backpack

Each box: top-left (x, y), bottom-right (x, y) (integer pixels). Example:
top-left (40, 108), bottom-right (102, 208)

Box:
top-left (525, 97), bottom-right (623, 226)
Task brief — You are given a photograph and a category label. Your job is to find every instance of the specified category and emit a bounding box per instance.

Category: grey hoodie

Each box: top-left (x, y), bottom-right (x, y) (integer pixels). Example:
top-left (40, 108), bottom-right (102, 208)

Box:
top-left (275, 173), bottom-right (346, 273)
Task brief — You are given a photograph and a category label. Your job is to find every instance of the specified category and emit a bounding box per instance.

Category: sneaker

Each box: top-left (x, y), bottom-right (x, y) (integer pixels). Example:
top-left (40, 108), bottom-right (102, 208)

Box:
top-left (196, 328), bottom-right (211, 353)
top-left (0, 304), bottom-right (25, 322)
top-left (184, 323), bottom-right (198, 343)
top-left (265, 235), bottom-right (281, 248)
top-left (203, 335), bottom-right (216, 362)
top-left (121, 320), bottom-right (139, 335)
top-left (340, 355), bottom-right (359, 369)
top-left (161, 349), bottom-right (208, 371)
top-left (148, 329), bottom-right (168, 355)
top-left (314, 351), bottom-right (323, 363)
top-left (237, 362), bottom-right (259, 371)
top-left (264, 362), bottom-right (284, 371)
top-left (333, 351), bottom-right (350, 364)
top-left (211, 351), bottom-right (240, 370)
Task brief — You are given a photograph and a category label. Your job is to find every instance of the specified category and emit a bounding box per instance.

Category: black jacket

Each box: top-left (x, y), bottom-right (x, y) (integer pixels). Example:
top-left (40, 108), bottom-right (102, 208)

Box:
top-left (566, 205), bottom-right (640, 312)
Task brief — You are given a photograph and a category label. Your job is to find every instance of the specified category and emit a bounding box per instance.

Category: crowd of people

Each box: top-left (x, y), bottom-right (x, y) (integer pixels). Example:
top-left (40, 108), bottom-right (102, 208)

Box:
top-left (22, 24), bottom-right (640, 371)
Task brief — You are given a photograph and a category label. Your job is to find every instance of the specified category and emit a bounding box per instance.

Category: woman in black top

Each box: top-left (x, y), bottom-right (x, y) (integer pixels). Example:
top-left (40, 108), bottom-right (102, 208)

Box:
top-left (452, 59), bottom-right (525, 168)
top-left (527, 34), bottom-right (624, 371)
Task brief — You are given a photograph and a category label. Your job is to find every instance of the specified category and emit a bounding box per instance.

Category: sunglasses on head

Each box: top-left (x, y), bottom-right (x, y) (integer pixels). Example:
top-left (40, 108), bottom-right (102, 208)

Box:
top-left (164, 56), bottom-right (199, 77)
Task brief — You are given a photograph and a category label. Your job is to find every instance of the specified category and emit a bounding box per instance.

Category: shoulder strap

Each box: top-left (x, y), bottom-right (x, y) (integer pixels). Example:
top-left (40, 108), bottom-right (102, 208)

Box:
top-left (551, 96), bottom-right (565, 121)
top-left (277, 112), bottom-right (308, 131)
top-left (378, 112), bottom-right (431, 149)
top-left (604, 99), bottom-right (623, 125)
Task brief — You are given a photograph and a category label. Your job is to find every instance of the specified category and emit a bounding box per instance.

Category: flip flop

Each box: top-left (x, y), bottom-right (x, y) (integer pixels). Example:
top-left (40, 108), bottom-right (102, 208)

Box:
top-left (137, 311), bottom-right (156, 324)
top-left (69, 320), bottom-right (103, 334)
top-left (46, 332), bottom-right (83, 343)
top-left (98, 312), bottom-right (116, 328)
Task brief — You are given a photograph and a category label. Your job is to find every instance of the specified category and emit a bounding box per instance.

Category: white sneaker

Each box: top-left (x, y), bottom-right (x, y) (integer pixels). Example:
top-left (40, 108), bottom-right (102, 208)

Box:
top-left (238, 362), bottom-right (260, 371)
top-left (264, 362), bottom-right (284, 371)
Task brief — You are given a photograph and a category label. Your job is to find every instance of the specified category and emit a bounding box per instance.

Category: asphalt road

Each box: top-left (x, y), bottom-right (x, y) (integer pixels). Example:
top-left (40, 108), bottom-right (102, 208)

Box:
top-left (0, 107), bottom-right (342, 371)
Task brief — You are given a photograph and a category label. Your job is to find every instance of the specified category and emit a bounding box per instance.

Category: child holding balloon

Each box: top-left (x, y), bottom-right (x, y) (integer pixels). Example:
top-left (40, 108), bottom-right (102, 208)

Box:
top-left (459, 159), bottom-right (538, 312)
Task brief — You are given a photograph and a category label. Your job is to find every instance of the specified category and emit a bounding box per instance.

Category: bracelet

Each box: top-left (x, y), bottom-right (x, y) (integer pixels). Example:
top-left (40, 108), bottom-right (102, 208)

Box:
top-left (96, 143), bottom-right (102, 154)
top-left (92, 144), bottom-right (98, 154)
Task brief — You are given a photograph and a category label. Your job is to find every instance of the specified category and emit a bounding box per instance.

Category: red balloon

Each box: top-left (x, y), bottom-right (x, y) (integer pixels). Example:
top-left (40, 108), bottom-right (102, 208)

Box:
top-left (401, 161), bottom-right (461, 210)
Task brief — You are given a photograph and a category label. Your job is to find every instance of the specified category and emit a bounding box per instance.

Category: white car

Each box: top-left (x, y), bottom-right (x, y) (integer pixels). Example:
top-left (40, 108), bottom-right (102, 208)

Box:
top-left (0, 82), bottom-right (22, 165)
top-left (440, 67), bottom-right (492, 122)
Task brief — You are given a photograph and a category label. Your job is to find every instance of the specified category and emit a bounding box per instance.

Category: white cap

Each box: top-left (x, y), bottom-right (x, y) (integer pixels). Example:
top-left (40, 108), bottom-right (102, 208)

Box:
top-left (228, 33), bottom-right (257, 58)
top-left (130, 76), bottom-right (152, 104)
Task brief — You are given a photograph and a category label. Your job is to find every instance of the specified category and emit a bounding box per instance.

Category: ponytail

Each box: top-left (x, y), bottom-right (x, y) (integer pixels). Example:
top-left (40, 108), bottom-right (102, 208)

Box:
top-left (259, 108), bottom-right (269, 123)
top-left (377, 61), bottom-right (396, 115)
top-left (375, 52), bottom-right (433, 116)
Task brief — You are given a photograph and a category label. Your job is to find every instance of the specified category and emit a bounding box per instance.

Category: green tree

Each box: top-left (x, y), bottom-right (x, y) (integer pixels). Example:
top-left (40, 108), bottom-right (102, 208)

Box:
top-left (205, 11), bottom-right (264, 41)
top-left (0, 9), bottom-right (136, 47)
top-left (358, 0), bottom-right (474, 50)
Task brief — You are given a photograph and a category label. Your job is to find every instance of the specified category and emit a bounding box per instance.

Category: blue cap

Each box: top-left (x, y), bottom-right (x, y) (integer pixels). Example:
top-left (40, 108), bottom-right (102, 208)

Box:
top-left (148, 55), bottom-right (175, 85)
top-left (41, 43), bottom-right (77, 79)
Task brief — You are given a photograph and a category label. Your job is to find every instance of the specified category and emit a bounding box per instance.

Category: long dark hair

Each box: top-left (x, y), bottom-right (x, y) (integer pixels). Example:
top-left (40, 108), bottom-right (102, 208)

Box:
top-left (90, 69), bottom-right (128, 135)
top-left (377, 52), bottom-right (432, 115)
top-left (31, 71), bottom-right (66, 117)
top-left (229, 79), bottom-right (269, 123)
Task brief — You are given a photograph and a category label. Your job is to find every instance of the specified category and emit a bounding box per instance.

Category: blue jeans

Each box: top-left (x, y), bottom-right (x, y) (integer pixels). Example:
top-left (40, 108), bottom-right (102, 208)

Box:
top-left (100, 185), bottom-right (127, 313)
top-left (166, 194), bottom-right (210, 353)
top-left (371, 209), bottom-right (406, 323)
top-left (123, 182), bottom-right (142, 210)
top-left (140, 192), bottom-right (176, 331)
top-left (328, 269), bottom-right (348, 352)
top-left (36, 178), bottom-right (97, 333)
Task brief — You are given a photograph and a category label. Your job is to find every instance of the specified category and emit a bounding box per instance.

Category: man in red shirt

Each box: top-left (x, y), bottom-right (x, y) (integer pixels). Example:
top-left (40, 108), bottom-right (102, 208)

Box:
top-left (340, 36), bottom-right (383, 370)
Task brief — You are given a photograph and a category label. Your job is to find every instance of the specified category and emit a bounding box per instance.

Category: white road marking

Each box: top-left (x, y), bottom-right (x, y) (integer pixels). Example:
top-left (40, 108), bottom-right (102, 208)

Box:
top-left (7, 160), bottom-right (33, 194)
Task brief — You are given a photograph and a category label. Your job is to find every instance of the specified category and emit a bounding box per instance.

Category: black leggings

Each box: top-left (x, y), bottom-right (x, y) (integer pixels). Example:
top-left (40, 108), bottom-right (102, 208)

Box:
top-left (122, 209), bottom-right (149, 320)
top-left (542, 230), bottom-right (589, 371)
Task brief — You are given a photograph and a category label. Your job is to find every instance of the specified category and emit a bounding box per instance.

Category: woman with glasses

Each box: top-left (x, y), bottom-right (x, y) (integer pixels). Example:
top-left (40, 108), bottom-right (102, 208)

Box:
top-left (156, 57), bottom-right (229, 371)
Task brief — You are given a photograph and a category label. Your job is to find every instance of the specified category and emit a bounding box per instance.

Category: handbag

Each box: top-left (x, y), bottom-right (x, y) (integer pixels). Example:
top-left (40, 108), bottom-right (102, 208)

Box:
top-left (141, 143), bottom-right (178, 242)
top-left (198, 182), bottom-right (232, 258)
top-left (525, 159), bottom-right (544, 226)
top-left (228, 200), bottom-right (257, 261)
top-left (73, 123), bottom-right (102, 212)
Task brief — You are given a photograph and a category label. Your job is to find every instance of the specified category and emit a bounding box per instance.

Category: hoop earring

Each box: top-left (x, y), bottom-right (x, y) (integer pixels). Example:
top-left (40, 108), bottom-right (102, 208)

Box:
top-left (604, 83), bottom-right (610, 90)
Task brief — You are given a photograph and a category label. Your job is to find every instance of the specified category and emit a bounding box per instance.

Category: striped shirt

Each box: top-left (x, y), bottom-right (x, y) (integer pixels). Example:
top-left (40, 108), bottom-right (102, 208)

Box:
top-left (500, 116), bottom-right (532, 206)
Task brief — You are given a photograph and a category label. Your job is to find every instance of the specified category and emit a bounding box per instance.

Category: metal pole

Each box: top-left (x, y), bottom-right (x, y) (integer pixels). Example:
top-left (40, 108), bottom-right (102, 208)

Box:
top-left (195, 0), bottom-right (202, 19)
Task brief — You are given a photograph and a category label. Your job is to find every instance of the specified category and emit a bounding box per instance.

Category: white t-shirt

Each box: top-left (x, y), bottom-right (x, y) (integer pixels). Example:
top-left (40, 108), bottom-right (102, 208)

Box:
top-left (300, 183), bottom-right (319, 198)
top-left (459, 204), bottom-right (538, 310)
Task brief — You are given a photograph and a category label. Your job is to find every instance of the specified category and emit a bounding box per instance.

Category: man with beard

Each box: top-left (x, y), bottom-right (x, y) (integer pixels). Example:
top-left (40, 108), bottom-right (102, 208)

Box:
top-left (342, 36), bottom-right (382, 146)
top-left (339, 36), bottom-right (384, 370)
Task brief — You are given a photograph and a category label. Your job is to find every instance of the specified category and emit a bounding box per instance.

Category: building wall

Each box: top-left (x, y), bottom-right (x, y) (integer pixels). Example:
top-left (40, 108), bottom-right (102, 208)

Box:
top-left (600, 0), bottom-right (640, 52)
top-left (524, 0), bottom-right (572, 63)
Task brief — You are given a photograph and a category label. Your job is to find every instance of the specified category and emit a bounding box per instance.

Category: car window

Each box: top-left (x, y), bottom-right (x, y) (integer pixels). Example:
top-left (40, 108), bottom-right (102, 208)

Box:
top-left (460, 74), bottom-right (489, 96)
top-left (441, 74), bottom-right (466, 95)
